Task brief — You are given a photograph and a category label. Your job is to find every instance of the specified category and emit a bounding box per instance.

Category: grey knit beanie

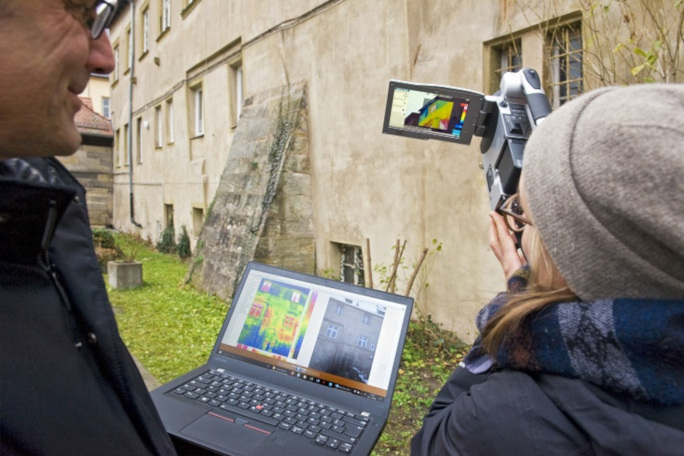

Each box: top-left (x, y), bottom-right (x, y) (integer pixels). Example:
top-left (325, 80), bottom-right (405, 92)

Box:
top-left (523, 83), bottom-right (684, 300)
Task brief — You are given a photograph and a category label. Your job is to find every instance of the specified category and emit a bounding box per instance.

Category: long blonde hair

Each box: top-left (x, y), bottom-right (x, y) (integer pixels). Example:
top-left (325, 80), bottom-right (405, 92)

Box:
top-left (481, 225), bottom-right (577, 355)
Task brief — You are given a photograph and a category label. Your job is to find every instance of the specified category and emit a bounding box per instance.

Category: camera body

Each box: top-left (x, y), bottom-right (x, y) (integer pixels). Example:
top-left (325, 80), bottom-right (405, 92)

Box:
top-left (382, 68), bottom-right (551, 211)
top-left (476, 68), bottom-right (551, 210)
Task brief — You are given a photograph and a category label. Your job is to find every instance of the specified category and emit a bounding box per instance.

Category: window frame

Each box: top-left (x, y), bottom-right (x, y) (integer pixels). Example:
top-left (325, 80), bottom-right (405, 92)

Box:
top-left (229, 60), bottom-right (243, 128)
top-left (546, 23), bottom-right (584, 108)
top-left (141, 5), bottom-right (150, 56)
top-left (165, 98), bottom-right (174, 144)
top-left (102, 97), bottom-right (111, 118)
top-left (357, 335), bottom-right (369, 349)
top-left (160, 0), bottom-right (171, 35)
top-left (325, 324), bottom-right (339, 339)
top-left (192, 85), bottom-right (204, 137)
top-left (339, 244), bottom-right (365, 286)
top-left (154, 105), bottom-right (163, 148)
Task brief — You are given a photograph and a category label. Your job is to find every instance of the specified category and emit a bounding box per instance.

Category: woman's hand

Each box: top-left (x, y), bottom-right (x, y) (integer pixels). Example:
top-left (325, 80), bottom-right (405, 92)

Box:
top-left (488, 211), bottom-right (525, 281)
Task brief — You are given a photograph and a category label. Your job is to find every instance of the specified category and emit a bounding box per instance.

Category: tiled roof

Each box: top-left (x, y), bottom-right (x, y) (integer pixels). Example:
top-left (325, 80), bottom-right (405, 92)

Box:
top-left (76, 97), bottom-right (113, 137)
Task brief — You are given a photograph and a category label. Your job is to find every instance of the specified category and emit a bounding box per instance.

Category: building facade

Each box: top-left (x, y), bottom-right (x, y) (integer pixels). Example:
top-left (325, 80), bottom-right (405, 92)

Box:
top-left (108, 0), bottom-right (683, 340)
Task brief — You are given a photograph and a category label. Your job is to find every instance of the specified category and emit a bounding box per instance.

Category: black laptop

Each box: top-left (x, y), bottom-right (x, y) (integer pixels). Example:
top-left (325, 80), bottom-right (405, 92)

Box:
top-left (151, 262), bottom-right (413, 455)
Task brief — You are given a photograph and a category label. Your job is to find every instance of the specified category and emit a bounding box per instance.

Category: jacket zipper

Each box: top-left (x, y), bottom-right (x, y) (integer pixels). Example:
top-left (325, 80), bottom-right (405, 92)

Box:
top-left (38, 199), bottom-right (84, 349)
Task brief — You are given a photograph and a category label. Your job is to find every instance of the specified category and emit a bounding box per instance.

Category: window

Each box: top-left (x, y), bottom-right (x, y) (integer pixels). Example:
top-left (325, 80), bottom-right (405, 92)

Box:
top-left (325, 324), bottom-right (339, 339)
top-left (191, 84), bottom-right (204, 136)
top-left (165, 98), bottom-right (174, 143)
top-left (160, 0), bottom-right (171, 34)
top-left (136, 117), bottom-right (143, 164)
top-left (125, 26), bottom-right (132, 73)
top-left (335, 303), bottom-right (343, 315)
top-left (357, 335), bottom-right (368, 349)
top-left (124, 123), bottom-right (130, 165)
top-left (164, 204), bottom-right (174, 229)
top-left (102, 97), bottom-right (110, 118)
top-left (192, 207), bottom-right (204, 238)
top-left (182, 0), bottom-right (200, 17)
top-left (339, 244), bottom-right (365, 286)
top-left (547, 24), bottom-right (583, 108)
top-left (363, 314), bottom-right (370, 325)
top-left (249, 303), bottom-right (264, 318)
top-left (141, 7), bottom-right (150, 55)
top-left (229, 62), bottom-right (243, 128)
top-left (113, 44), bottom-right (120, 83)
top-left (235, 66), bottom-right (243, 119)
top-left (114, 127), bottom-right (120, 167)
top-left (492, 39), bottom-right (522, 93)
top-left (155, 105), bottom-right (162, 148)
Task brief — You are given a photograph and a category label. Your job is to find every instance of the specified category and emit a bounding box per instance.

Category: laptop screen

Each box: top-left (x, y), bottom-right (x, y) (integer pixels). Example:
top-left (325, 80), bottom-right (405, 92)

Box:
top-left (215, 264), bottom-right (411, 402)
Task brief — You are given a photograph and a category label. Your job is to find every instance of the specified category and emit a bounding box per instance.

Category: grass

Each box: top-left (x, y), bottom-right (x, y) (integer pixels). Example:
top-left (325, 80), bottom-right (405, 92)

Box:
top-left (106, 234), bottom-right (469, 456)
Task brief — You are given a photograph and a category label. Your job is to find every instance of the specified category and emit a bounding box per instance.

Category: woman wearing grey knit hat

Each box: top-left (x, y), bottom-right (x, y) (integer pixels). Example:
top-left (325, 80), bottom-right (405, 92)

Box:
top-left (412, 84), bottom-right (684, 455)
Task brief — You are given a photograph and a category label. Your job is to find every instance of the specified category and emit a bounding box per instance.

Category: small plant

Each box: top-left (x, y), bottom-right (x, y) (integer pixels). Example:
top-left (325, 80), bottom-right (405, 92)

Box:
top-left (92, 227), bottom-right (117, 249)
top-left (92, 228), bottom-right (122, 268)
top-left (177, 225), bottom-right (192, 259)
top-left (372, 238), bottom-right (442, 318)
top-left (319, 267), bottom-right (338, 280)
top-left (118, 242), bottom-right (140, 263)
top-left (157, 225), bottom-right (177, 254)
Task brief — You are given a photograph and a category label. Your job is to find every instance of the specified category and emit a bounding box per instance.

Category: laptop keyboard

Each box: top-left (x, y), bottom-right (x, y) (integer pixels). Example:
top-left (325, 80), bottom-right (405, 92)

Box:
top-left (171, 369), bottom-right (369, 453)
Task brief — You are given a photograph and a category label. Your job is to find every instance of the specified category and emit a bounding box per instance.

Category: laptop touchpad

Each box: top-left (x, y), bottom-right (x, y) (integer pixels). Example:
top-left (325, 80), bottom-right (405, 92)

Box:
top-left (181, 412), bottom-right (270, 454)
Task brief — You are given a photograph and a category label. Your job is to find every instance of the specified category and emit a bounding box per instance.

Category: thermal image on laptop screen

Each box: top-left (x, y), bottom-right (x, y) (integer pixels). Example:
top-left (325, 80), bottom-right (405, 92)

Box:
top-left (218, 269), bottom-right (408, 401)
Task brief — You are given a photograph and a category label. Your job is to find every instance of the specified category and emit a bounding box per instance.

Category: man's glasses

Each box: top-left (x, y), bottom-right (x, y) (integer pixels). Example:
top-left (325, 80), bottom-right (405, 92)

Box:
top-left (499, 193), bottom-right (533, 233)
top-left (90, 0), bottom-right (118, 40)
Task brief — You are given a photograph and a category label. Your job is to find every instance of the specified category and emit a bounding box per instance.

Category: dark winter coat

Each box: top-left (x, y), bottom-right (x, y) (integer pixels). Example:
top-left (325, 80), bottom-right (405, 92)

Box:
top-left (0, 158), bottom-right (176, 455)
top-left (411, 367), bottom-right (684, 455)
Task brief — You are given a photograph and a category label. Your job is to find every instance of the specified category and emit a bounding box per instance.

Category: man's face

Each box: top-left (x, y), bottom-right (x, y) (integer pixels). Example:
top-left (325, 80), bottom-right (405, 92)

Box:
top-left (0, 0), bottom-right (115, 158)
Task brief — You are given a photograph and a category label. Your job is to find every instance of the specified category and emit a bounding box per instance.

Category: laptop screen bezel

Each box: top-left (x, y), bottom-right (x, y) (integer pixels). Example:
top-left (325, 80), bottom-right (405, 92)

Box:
top-left (207, 262), bottom-right (414, 415)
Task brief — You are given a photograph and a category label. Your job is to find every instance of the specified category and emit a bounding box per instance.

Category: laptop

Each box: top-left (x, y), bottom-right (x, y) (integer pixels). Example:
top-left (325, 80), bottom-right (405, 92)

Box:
top-left (151, 262), bottom-right (414, 456)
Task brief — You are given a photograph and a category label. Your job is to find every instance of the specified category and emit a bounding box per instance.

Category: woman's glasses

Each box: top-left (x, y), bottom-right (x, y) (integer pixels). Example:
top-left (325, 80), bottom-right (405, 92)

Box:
top-left (499, 193), bottom-right (533, 233)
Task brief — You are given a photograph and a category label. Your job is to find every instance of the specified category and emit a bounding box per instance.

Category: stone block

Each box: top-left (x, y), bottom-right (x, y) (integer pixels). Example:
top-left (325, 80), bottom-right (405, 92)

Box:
top-left (107, 261), bottom-right (143, 290)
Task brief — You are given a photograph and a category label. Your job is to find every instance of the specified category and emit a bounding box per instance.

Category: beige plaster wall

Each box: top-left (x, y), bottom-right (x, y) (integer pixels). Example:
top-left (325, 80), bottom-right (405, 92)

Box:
top-left (82, 74), bottom-right (111, 117)
top-left (107, 0), bottom-right (529, 342)
top-left (108, 0), bottom-right (665, 341)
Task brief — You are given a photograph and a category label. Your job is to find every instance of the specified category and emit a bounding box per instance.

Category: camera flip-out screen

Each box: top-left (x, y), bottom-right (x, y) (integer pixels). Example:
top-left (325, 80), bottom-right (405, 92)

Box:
top-left (382, 80), bottom-right (485, 145)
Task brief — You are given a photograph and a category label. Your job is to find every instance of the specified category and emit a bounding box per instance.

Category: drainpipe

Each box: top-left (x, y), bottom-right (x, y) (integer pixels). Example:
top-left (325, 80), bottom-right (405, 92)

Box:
top-left (127, 0), bottom-right (142, 228)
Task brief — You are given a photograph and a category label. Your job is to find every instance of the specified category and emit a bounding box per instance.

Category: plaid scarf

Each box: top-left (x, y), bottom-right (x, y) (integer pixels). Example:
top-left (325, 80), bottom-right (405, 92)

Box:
top-left (466, 293), bottom-right (684, 405)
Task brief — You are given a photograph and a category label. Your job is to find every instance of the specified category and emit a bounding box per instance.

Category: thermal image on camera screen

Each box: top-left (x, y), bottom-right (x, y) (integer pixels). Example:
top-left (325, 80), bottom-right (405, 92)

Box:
top-left (388, 87), bottom-right (469, 139)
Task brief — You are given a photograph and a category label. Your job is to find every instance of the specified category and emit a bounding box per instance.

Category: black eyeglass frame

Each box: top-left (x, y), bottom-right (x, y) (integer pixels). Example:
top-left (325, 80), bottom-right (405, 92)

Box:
top-left (90, 0), bottom-right (118, 40)
top-left (499, 193), bottom-right (533, 233)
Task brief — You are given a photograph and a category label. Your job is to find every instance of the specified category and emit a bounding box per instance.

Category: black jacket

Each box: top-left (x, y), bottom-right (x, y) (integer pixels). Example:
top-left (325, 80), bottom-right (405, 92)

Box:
top-left (0, 158), bottom-right (175, 455)
top-left (411, 367), bottom-right (684, 455)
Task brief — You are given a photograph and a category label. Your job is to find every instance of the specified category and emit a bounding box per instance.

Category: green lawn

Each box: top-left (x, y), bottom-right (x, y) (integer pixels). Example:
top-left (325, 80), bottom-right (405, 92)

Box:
top-left (106, 234), bottom-right (467, 455)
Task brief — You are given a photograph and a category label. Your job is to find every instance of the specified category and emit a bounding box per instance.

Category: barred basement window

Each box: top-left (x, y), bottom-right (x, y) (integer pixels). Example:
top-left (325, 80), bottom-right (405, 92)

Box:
top-left (339, 244), bottom-right (365, 286)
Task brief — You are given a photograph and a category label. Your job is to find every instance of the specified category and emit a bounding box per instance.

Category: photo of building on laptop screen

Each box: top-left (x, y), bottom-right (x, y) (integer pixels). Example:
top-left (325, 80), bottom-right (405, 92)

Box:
top-left (387, 87), bottom-right (471, 140)
top-left (218, 271), bottom-right (407, 401)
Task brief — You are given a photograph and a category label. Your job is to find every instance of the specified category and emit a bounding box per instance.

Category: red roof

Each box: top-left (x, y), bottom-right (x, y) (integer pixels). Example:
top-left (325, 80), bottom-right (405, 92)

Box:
top-left (76, 97), bottom-right (113, 137)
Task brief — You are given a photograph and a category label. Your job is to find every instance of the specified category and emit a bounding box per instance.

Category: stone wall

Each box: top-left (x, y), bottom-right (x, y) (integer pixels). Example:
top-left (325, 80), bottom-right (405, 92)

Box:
top-left (57, 142), bottom-right (113, 227)
top-left (187, 82), bottom-right (314, 300)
